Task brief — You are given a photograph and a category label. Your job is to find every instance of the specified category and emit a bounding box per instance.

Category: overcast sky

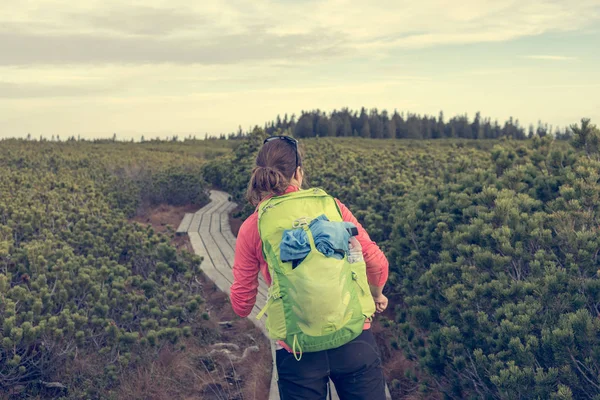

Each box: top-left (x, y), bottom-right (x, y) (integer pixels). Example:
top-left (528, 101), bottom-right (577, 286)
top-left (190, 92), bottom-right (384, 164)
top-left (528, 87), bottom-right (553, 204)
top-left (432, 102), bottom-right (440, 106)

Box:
top-left (1, 0), bottom-right (599, 140)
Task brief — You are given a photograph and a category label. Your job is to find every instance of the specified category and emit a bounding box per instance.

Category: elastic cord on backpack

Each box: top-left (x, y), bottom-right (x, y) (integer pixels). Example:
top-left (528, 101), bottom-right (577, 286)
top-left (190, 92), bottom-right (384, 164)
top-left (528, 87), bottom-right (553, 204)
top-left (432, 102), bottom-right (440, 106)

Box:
top-left (292, 334), bottom-right (303, 361)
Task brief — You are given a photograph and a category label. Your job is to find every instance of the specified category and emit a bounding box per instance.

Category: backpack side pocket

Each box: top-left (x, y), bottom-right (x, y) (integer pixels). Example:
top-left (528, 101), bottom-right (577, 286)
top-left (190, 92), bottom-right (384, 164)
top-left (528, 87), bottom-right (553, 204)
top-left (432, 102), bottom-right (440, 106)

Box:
top-left (265, 296), bottom-right (287, 340)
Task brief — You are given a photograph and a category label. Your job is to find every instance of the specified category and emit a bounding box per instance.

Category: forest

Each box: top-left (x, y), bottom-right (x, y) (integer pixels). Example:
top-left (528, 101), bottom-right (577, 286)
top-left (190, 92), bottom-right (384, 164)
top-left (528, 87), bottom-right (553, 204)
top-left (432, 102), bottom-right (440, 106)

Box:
top-left (1, 116), bottom-right (600, 399)
top-left (221, 109), bottom-right (573, 141)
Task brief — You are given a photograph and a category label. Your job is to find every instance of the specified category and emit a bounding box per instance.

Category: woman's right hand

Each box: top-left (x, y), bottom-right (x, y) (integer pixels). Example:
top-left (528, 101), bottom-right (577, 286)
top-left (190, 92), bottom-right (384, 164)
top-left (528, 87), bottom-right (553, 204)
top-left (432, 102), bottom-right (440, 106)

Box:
top-left (373, 294), bottom-right (388, 313)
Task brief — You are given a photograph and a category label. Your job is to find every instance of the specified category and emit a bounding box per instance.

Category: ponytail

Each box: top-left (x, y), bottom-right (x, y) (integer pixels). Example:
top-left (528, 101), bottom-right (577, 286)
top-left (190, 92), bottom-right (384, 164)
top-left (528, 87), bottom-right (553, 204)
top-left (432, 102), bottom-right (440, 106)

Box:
top-left (246, 166), bottom-right (290, 206)
top-left (246, 136), bottom-right (302, 206)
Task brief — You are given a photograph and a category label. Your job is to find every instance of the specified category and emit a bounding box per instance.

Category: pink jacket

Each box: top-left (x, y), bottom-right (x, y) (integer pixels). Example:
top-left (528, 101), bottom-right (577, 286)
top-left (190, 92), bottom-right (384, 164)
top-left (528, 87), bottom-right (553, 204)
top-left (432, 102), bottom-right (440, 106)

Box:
top-left (230, 185), bottom-right (389, 331)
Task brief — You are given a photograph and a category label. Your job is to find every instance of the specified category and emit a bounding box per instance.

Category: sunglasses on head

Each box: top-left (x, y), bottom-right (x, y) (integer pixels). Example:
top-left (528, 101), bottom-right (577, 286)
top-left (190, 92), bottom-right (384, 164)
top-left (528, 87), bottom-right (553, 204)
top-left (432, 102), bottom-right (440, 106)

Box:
top-left (263, 135), bottom-right (302, 167)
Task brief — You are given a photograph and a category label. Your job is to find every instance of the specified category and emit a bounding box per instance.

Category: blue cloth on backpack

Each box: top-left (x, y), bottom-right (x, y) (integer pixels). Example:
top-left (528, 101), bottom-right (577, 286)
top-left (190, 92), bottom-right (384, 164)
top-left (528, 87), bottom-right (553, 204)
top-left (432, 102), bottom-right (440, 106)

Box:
top-left (280, 215), bottom-right (357, 268)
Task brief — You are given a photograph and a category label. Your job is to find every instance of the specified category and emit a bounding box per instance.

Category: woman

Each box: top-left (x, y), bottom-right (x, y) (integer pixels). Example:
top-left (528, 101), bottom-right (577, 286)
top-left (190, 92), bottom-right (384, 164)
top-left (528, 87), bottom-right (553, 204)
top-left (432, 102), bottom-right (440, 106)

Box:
top-left (230, 136), bottom-right (389, 400)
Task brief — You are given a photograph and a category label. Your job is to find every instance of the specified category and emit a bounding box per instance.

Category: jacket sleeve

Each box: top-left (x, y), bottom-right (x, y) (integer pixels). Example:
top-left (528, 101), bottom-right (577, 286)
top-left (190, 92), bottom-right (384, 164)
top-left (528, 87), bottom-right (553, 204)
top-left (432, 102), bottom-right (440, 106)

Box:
top-left (336, 199), bottom-right (389, 287)
top-left (230, 215), bottom-right (260, 317)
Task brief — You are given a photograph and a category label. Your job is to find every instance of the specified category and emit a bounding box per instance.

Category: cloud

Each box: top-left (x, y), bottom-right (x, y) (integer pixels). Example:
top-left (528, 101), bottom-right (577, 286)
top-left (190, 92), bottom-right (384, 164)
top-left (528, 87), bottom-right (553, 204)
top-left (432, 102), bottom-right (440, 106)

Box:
top-left (0, 28), bottom-right (346, 65)
top-left (523, 55), bottom-right (579, 61)
top-left (73, 6), bottom-right (207, 36)
top-left (1, 0), bottom-right (599, 66)
top-left (1, 0), bottom-right (599, 137)
top-left (466, 68), bottom-right (530, 76)
top-left (529, 83), bottom-right (600, 89)
top-left (0, 81), bottom-right (110, 98)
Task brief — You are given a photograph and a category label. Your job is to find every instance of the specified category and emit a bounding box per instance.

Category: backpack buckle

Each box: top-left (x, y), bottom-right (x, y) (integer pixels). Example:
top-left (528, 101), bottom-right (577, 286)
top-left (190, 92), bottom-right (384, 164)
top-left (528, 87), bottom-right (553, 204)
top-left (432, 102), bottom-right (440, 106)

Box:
top-left (292, 217), bottom-right (309, 229)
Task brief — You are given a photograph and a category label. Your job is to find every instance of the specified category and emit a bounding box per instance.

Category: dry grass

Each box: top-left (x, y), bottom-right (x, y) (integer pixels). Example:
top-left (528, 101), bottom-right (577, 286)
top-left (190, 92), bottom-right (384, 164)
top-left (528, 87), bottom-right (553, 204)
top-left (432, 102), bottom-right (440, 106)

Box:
top-left (372, 317), bottom-right (442, 400)
top-left (114, 317), bottom-right (272, 400)
top-left (130, 203), bottom-right (199, 252)
top-left (118, 203), bottom-right (272, 400)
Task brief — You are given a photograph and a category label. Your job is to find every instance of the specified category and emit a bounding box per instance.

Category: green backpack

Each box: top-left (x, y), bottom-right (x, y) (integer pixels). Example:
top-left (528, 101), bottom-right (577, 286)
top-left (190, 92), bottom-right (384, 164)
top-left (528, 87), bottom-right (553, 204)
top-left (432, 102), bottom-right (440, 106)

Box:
top-left (256, 188), bottom-right (376, 360)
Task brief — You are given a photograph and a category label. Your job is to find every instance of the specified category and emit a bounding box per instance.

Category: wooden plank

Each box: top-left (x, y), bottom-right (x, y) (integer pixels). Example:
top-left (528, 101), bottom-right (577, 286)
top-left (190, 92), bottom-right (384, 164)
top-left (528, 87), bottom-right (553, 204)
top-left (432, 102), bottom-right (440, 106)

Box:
top-left (176, 213), bottom-right (194, 235)
top-left (196, 195), bottom-right (239, 297)
top-left (189, 189), bottom-right (225, 233)
top-left (211, 201), bottom-right (236, 264)
top-left (199, 219), bottom-right (236, 294)
top-left (195, 198), bottom-right (225, 236)
top-left (188, 212), bottom-right (202, 234)
top-left (187, 231), bottom-right (207, 259)
top-left (211, 202), bottom-right (270, 300)
top-left (223, 224), bottom-right (238, 250)
top-left (199, 197), bottom-right (227, 234)
top-left (189, 199), bottom-right (213, 233)
top-left (220, 202), bottom-right (237, 245)
top-left (227, 238), bottom-right (238, 252)
top-left (200, 235), bottom-right (234, 292)
top-left (189, 232), bottom-right (232, 292)
top-left (269, 341), bottom-right (280, 400)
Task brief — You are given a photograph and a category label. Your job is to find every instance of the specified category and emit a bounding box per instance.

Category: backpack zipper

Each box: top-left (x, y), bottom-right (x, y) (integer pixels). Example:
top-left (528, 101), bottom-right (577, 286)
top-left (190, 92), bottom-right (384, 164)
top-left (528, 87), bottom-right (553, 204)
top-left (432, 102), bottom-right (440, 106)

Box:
top-left (259, 203), bottom-right (276, 218)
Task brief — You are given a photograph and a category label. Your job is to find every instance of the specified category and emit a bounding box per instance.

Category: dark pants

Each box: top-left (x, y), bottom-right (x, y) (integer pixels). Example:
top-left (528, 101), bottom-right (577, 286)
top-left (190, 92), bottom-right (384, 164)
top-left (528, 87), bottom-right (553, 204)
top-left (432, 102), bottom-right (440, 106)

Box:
top-left (276, 329), bottom-right (386, 400)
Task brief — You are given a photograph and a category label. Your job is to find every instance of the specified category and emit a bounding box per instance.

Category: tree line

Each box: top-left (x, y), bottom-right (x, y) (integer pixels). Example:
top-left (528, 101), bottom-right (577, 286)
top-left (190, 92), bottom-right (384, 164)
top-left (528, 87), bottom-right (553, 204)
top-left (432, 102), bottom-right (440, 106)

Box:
top-left (259, 108), bottom-right (575, 141)
top-left (14, 108), bottom-right (576, 142)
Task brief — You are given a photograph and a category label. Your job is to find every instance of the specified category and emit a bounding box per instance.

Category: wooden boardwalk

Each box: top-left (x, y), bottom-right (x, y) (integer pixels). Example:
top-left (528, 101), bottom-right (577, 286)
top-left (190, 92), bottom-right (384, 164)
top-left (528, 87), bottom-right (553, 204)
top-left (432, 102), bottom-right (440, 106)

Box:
top-left (179, 190), bottom-right (391, 400)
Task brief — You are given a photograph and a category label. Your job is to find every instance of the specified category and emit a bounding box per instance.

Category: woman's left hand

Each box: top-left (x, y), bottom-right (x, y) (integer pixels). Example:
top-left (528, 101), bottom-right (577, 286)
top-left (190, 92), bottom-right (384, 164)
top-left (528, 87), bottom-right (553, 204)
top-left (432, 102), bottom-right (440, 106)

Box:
top-left (373, 294), bottom-right (388, 313)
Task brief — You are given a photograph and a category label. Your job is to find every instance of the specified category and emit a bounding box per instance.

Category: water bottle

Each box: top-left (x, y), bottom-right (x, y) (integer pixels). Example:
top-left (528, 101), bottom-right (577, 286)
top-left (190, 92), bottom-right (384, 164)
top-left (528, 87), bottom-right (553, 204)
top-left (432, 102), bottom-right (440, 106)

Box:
top-left (347, 236), bottom-right (363, 263)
